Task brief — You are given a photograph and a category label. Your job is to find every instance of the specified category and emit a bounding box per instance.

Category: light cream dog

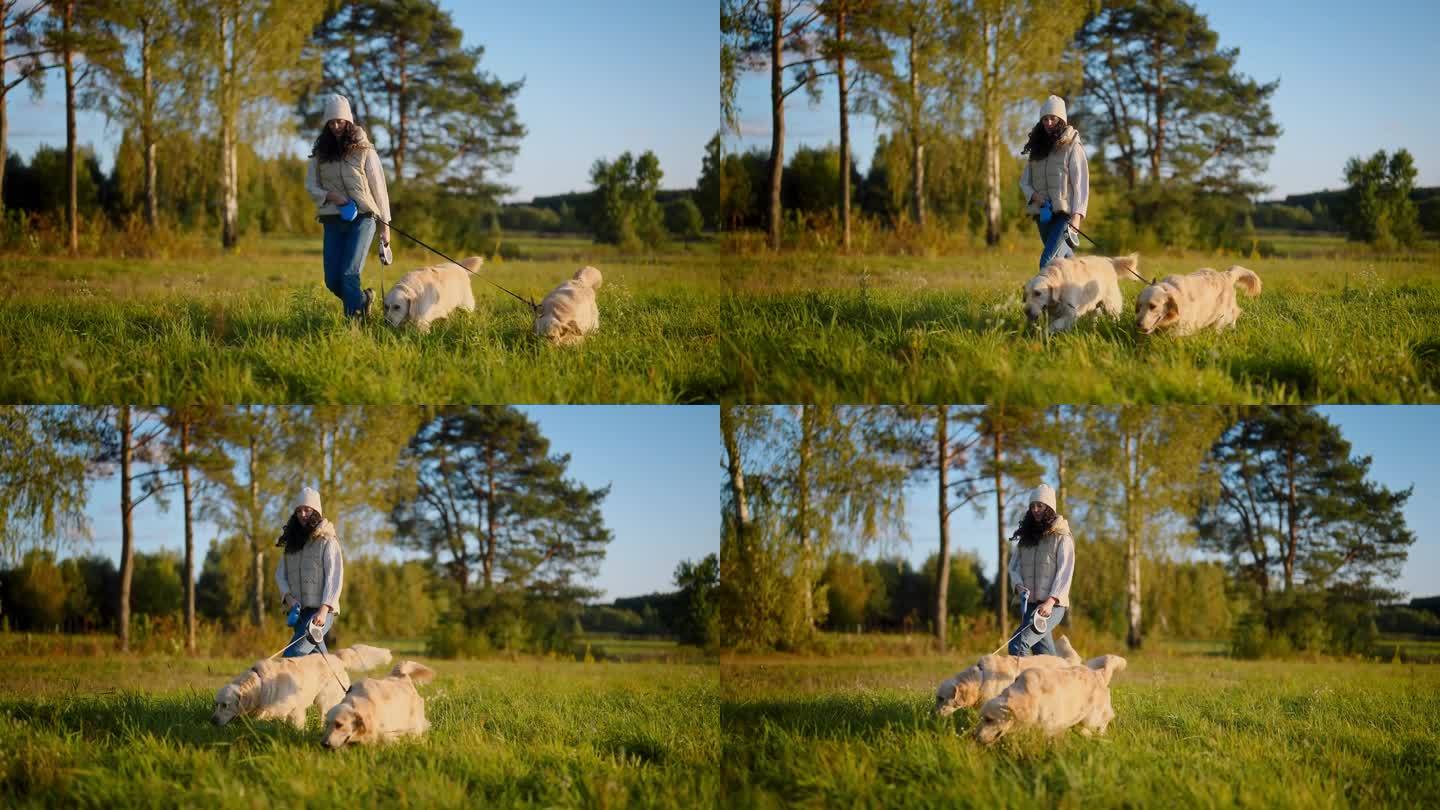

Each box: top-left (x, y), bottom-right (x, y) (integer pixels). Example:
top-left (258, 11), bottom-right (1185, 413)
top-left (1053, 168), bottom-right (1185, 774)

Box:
top-left (322, 660), bottom-right (436, 748)
top-left (211, 645), bottom-right (393, 729)
top-left (934, 635), bottom-right (1082, 717)
top-left (383, 257), bottom-right (481, 332)
top-left (534, 266), bottom-right (602, 345)
top-left (1135, 266), bottom-right (1261, 336)
top-left (972, 654), bottom-right (1128, 744)
top-left (1023, 254), bottom-right (1136, 332)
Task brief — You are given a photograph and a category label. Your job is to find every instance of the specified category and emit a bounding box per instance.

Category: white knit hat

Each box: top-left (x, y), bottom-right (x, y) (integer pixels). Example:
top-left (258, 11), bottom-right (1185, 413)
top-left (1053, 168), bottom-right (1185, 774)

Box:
top-left (296, 486), bottom-right (323, 515)
top-left (322, 94), bottom-right (353, 124)
top-left (1030, 484), bottom-right (1057, 511)
top-left (1039, 95), bottom-right (1067, 124)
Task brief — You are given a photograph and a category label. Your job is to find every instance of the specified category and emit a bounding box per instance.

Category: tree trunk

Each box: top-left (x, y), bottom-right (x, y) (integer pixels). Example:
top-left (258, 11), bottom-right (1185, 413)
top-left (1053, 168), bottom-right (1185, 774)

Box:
top-left (248, 434), bottom-right (263, 626)
top-left (767, 0), bottom-right (784, 251)
top-left (219, 12), bottom-right (239, 249)
top-left (63, 0), bottom-right (77, 254)
top-left (1150, 35), bottom-right (1164, 182)
top-left (721, 405), bottom-right (751, 538)
top-left (141, 15), bottom-right (157, 227)
top-left (907, 27), bottom-right (924, 229)
top-left (484, 449), bottom-right (497, 589)
top-left (1124, 430), bottom-right (1143, 650)
top-left (395, 45), bottom-right (408, 181)
top-left (1284, 444), bottom-right (1297, 592)
top-left (181, 418), bottom-right (196, 654)
top-left (982, 20), bottom-right (1002, 246)
top-left (836, 2), bottom-right (850, 251)
top-left (117, 406), bottom-right (135, 652)
top-left (993, 428), bottom-right (1008, 631)
top-left (0, 26), bottom-right (7, 214)
top-left (797, 404), bottom-right (814, 630)
top-left (935, 407), bottom-right (951, 652)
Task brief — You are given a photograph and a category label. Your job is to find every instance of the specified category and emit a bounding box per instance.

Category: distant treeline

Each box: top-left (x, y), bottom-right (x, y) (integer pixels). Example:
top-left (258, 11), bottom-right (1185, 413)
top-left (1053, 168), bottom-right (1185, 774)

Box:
top-left (1254, 186), bottom-right (1440, 236)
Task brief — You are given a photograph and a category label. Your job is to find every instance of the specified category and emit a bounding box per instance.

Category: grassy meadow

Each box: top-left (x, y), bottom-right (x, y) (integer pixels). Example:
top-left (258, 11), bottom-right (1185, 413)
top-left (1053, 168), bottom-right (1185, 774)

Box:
top-left (0, 639), bottom-right (719, 808)
top-left (0, 234), bottom-right (725, 403)
top-left (721, 644), bottom-right (1440, 808)
top-left (724, 238), bottom-right (1440, 403)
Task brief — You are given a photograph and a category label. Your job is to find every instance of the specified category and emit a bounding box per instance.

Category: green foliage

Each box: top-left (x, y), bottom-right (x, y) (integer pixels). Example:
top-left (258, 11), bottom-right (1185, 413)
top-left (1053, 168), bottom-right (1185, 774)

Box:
top-left (672, 554), bottom-right (720, 650)
top-left (589, 151), bottom-right (666, 248)
top-left (1343, 149), bottom-right (1423, 248)
top-left (664, 197), bottom-right (704, 241)
top-left (1231, 588), bottom-right (1380, 658)
top-left (696, 133), bottom-right (721, 229)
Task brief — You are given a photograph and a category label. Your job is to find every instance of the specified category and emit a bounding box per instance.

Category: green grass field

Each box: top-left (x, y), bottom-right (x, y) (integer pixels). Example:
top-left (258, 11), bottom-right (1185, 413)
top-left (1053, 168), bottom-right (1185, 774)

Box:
top-left (722, 648), bottom-right (1440, 808)
top-left (0, 234), bottom-right (725, 403)
top-left (0, 649), bottom-right (719, 808)
top-left (724, 246), bottom-right (1440, 403)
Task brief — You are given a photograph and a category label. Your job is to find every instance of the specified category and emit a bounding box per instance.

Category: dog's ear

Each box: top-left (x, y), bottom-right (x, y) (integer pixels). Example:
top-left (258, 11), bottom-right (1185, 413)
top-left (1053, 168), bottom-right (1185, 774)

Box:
top-left (1162, 294), bottom-right (1180, 324)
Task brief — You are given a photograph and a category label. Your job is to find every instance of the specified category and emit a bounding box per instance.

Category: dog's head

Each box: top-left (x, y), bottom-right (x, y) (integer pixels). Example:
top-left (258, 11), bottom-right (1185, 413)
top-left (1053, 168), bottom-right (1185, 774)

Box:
top-left (1023, 271), bottom-right (1059, 322)
top-left (337, 644), bottom-right (393, 671)
top-left (572, 265), bottom-right (603, 289)
top-left (934, 665), bottom-right (982, 717)
top-left (211, 672), bottom-right (257, 726)
top-left (972, 695), bottom-right (1015, 745)
top-left (383, 283), bottom-right (415, 327)
top-left (322, 697), bottom-right (372, 749)
top-left (1085, 654), bottom-right (1128, 685)
top-left (1135, 284), bottom-right (1179, 335)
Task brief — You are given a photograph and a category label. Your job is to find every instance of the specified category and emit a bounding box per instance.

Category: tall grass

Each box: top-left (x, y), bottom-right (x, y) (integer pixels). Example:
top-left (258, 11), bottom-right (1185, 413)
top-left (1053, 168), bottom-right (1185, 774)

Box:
top-left (0, 236), bottom-right (725, 403)
top-left (721, 651), bottom-right (1440, 808)
top-left (723, 248), bottom-right (1440, 403)
top-left (0, 653), bottom-right (719, 808)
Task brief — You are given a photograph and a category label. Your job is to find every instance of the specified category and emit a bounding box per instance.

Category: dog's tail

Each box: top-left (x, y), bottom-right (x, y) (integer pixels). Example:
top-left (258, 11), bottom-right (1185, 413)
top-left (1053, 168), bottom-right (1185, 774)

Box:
top-left (572, 265), bottom-right (603, 289)
top-left (1112, 252), bottom-right (1141, 279)
top-left (391, 660), bottom-right (435, 685)
top-left (1054, 634), bottom-right (1083, 665)
top-left (1225, 265), bottom-right (1261, 297)
top-left (460, 256), bottom-right (485, 273)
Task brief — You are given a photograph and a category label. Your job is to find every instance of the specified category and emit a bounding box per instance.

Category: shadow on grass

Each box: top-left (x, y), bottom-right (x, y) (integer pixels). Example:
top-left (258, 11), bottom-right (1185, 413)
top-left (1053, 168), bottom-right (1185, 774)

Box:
top-left (723, 693), bottom-right (945, 741)
top-left (0, 692), bottom-right (312, 749)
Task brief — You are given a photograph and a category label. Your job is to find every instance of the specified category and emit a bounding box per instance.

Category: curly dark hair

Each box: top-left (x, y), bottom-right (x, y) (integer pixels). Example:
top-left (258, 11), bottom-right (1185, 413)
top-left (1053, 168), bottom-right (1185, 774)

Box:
top-left (1015, 503), bottom-right (1058, 547)
top-left (1021, 121), bottom-right (1063, 161)
top-left (277, 509), bottom-right (324, 554)
top-left (310, 120), bottom-right (366, 163)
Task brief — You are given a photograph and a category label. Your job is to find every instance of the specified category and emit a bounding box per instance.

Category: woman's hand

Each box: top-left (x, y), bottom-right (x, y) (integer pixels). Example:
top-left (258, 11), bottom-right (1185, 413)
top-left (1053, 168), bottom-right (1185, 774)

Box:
top-left (1030, 193), bottom-right (1044, 206)
top-left (324, 191), bottom-right (349, 205)
top-left (1068, 212), bottom-right (1083, 228)
top-left (378, 222), bottom-right (390, 243)
top-left (311, 605), bottom-right (330, 626)
top-left (282, 593), bottom-right (296, 609)
top-left (1037, 597), bottom-right (1057, 618)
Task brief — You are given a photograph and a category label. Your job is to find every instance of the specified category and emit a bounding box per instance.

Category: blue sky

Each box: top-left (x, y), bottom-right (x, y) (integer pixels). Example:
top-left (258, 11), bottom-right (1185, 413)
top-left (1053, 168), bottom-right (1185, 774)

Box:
top-left (731, 0), bottom-right (1440, 198)
top-left (76, 406), bottom-right (720, 602)
top-left (5, 0), bottom-right (717, 202)
top-left (870, 407), bottom-right (1436, 602)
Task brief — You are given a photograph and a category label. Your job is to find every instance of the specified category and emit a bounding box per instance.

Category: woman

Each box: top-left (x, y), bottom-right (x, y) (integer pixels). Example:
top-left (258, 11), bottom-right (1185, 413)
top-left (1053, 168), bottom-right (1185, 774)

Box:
top-left (305, 93), bottom-right (392, 319)
top-left (275, 486), bottom-right (344, 656)
top-left (1006, 483), bottom-right (1075, 657)
top-left (1019, 95), bottom-right (1090, 271)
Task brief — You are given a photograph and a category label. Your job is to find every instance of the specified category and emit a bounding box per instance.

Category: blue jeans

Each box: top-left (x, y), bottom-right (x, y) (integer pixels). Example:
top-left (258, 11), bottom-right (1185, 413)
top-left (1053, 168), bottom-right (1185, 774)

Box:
top-left (322, 216), bottom-right (375, 316)
top-left (1036, 213), bottom-right (1074, 270)
top-left (283, 607), bottom-right (336, 657)
top-left (1009, 604), bottom-right (1067, 657)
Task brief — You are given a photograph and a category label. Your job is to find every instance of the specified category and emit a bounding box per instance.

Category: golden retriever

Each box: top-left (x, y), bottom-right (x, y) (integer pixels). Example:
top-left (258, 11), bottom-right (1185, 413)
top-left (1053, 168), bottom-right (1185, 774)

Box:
top-left (383, 257), bottom-right (481, 332)
top-left (211, 645), bottom-right (393, 729)
top-left (534, 266), bottom-right (602, 345)
top-left (1135, 266), bottom-right (1261, 336)
top-left (1023, 254), bottom-right (1136, 333)
top-left (972, 654), bottom-right (1127, 744)
top-left (322, 660), bottom-right (435, 748)
top-left (934, 635), bottom-right (1082, 717)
